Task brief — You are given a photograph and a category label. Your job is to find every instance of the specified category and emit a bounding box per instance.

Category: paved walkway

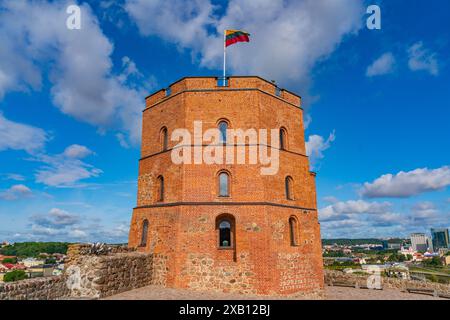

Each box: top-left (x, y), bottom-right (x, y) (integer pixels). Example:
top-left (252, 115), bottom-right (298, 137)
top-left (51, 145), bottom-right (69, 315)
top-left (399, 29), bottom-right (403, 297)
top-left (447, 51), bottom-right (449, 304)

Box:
top-left (104, 285), bottom-right (445, 300)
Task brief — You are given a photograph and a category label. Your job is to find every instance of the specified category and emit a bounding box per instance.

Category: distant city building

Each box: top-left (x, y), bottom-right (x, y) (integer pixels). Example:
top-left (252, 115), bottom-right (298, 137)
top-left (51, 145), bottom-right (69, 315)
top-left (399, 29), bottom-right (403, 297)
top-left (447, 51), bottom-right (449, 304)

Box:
top-left (382, 240), bottom-right (388, 250)
top-left (410, 233), bottom-right (432, 252)
top-left (431, 228), bottom-right (449, 251)
top-left (399, 246), bottom-right (415, 259)
top-left (21, 258), bottom-right (45, 268)
top-left (388, 243), bottom-right (401, 250)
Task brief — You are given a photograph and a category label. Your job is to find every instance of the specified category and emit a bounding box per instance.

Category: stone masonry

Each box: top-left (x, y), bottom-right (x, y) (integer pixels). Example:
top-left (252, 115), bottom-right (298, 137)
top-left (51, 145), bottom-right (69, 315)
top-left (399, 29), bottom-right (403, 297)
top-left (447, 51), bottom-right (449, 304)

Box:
top-left (325, 270), bottom-right (450, 296)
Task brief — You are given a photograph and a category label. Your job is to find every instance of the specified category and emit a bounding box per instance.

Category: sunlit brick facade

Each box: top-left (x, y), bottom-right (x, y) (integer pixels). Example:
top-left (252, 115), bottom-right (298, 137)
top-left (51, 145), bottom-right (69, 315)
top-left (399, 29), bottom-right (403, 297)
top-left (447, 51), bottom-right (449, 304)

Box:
top-left (128, 76), bottom-right (324, 296)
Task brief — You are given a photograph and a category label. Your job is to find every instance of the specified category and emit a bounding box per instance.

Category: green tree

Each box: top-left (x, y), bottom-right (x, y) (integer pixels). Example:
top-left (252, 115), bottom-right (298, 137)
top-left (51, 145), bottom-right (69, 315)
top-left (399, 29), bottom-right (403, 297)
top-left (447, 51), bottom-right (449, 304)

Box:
top-left (3, 270), bottom-right (27, 282)
top-left (323, 251), bottom-right (345, 257)
top-left (0, 242), bottom-right (68, 257)
top-left (2, 257), bottom-right (17, 264)
top-left (388, 253), bottom-right (405, 262)
top-left (423, 257), bottom-right (442, 267)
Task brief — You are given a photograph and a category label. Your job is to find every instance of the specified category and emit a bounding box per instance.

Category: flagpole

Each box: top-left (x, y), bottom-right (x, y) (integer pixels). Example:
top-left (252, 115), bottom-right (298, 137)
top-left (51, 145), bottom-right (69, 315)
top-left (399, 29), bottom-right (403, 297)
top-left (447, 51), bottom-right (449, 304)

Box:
top-left (223, 30), bottom-right (226, 86)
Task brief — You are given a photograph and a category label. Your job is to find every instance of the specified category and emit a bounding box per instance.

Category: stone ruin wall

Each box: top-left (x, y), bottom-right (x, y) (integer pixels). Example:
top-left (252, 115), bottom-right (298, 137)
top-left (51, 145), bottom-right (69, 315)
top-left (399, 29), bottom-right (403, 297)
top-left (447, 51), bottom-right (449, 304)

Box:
top-left (325, 269), bottom-right (450, 295)
top-left (2, 245), bottom-right (449, 300)
top-left (0, 244), bottom-right (167, 300)
top-left (0, 275), bottom-right (69, 300)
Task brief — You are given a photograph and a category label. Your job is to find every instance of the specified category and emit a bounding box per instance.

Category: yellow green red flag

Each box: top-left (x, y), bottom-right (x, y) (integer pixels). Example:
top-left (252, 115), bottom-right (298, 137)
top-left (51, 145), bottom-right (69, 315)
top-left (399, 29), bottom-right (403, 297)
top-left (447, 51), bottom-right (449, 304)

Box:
top-left (225, 30), bottom-right (250, 47)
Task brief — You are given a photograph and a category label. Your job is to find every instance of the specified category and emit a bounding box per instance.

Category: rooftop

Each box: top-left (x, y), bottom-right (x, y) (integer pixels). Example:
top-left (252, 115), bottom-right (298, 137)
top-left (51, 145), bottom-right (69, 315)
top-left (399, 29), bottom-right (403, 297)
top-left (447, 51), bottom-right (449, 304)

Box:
top-left (144, 76), bottom-right (302, 109)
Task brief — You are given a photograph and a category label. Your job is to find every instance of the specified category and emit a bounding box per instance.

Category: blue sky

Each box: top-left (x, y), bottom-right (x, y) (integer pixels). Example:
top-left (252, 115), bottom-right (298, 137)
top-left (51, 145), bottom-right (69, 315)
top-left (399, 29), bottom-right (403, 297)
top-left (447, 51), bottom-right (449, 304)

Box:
top-left (0, 0), bottom-right (449, 243)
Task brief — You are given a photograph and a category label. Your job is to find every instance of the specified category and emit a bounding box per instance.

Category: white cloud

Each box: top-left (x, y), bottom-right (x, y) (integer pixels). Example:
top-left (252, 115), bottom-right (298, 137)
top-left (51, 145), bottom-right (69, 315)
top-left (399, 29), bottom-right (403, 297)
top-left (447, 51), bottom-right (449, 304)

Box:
top-left (361, 166), bottom-right (450, 198)
top-left (0, 113), bottom-right (48, 154)
top-left (32, 145), bottom-right (102, 187)
top-left (115, 132), bottom-right (130, 149)
top-left (305, 130), bottom-right (335, 166)
top-left (409, 202), bottom-right (442, 227)
top-left (125, 0), bottom-right (215, 49)
top-left (0, 1), bottom-right (149, 146)
top-left (407, 42), bottom-right (439, 76)
top-left (68, 229), bottom-right (88, 239)
top-left (323, 196), bottom-right (339, 204)
top-left (3, 173), bottom-right (26, 181)
top-left (24, 207), bottom-right (129, 242)
top-left (319, 198), bottom-right (449, 238)
top-left (303, 114), bottom-right (312, 130)
top-left (31, 208), bottom-right (80, 228)
top-left (63, 144), bottom-right (93, 159)
top-left (366, 52), bottom-right (395, 77)
top-left (319, 200), bottom-right (392, 222)
top-left (125, 0), bottom-right (364, 88)
top-left (0, 184), bottom-right (32, 200)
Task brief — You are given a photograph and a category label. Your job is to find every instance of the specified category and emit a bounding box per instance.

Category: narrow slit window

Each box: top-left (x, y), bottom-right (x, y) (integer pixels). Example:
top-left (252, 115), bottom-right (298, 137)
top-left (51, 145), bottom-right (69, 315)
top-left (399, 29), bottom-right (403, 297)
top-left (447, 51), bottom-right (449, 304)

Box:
top-left (285, 176), bottom-right (294, 200)
top-left (218, 121), bottom-right (228, 143)
top-left (289, 217), bottom-right (298, 246)
top-left (219, 172), bottom-right (230, 197)
top-left (157, 176), bottom-right (164, 201)
top-left (280, 128), bottom-right (287, 150)
top-left (161, 127), bottom-right (168, 151)
top-left (140, 219), bottom-right (149, 247)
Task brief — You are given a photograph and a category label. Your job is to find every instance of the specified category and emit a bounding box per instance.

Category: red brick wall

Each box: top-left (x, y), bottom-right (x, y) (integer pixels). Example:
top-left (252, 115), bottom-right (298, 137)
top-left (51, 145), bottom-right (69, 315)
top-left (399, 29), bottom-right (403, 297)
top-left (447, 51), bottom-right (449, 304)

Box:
top-left (129, 76), bottom-right (324, 296)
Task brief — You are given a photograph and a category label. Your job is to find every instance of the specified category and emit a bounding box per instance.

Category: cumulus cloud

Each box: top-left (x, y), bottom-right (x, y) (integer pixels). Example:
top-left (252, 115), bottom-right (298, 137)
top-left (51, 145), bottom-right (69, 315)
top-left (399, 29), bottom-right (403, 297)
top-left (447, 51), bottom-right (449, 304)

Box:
top-left (0, 1), bottom-right (149, 146)
top-left (361, 166), bottom-right (450, 198)
top-left (0, 113), bottom-right (48, 154)
top-left (126, 0), bottom-right (364, 89)
top-left (0, 184), bottom-right (32, 200)
top-left (24, 207), bottom-right (128, 242)
top-left (409, 201), bottom-right (442, 226)
top-left (305, 130), bottom-right (335, 167)
top-left (33, 145), bottom-right (102, 187)
top-left (323, 196), bottom-right (339, 204)
top-left (407, 42), bottom-right (439, 76)
top-left (29, 208), bottom-right (87, 239)
top-left (319, 199), bottom-right (392, 222)
top-left (318, 198), bottom-right (448, 237)
top-left (63, 144), bottom-right (93, 159)
top-left (125, 0), bottom-right (215, 49)
top-left (412, 202), bottom-right (439, 218)
top-left (31, 208), bottom-right (80, 228)
top-left (366, 52), bottom-right (395, 77)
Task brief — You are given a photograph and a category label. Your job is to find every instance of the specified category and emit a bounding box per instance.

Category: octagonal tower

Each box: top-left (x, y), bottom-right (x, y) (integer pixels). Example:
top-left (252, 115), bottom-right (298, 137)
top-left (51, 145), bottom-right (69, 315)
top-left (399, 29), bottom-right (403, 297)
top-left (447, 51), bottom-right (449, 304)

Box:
top-left (128, 76), bottom-right (324, 296)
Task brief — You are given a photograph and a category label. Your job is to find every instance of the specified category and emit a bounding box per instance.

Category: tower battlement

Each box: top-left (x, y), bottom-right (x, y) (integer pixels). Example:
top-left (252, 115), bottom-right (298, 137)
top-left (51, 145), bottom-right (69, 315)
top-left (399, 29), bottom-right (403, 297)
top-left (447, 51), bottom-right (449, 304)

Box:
top-left (145, 76), bottom-right (301, 108)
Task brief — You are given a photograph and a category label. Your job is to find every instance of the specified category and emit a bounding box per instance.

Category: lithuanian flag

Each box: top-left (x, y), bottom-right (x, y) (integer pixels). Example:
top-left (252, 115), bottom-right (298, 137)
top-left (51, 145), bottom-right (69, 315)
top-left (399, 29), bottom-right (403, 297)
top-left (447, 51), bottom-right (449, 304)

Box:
top-left (225, 30), bottom-right (250, 47)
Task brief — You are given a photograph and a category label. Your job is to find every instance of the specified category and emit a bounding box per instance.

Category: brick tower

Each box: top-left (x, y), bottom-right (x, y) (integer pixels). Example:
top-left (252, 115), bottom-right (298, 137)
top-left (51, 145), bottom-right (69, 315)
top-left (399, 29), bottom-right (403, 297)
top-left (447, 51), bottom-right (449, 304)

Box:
top-left (128, 76), bottom-right (324, 296)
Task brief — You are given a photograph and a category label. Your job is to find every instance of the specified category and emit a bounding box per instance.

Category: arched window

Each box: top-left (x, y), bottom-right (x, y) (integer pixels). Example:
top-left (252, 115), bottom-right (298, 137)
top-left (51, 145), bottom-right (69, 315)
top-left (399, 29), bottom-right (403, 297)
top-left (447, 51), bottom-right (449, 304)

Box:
top-left (157, 176), bottom-right (164, 201)
top-left (161, 127), bottom-right (168, 151)
top-left (219, 220), bottom-right (231, 247)
top-left (218, 121), bottom-right (228, 143)
top-left (140, 219), bottom-right (149, 247)
top-left (216, 215), bottom-right (235, 248)
top-left (289, 216), bottom-right (299, 246)
top-left (285, 176), bottom-right (294, 200)
top-left (279, 128), bottom-right (287, 150)
top-left (218, 171), bottom-right (230, 197)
